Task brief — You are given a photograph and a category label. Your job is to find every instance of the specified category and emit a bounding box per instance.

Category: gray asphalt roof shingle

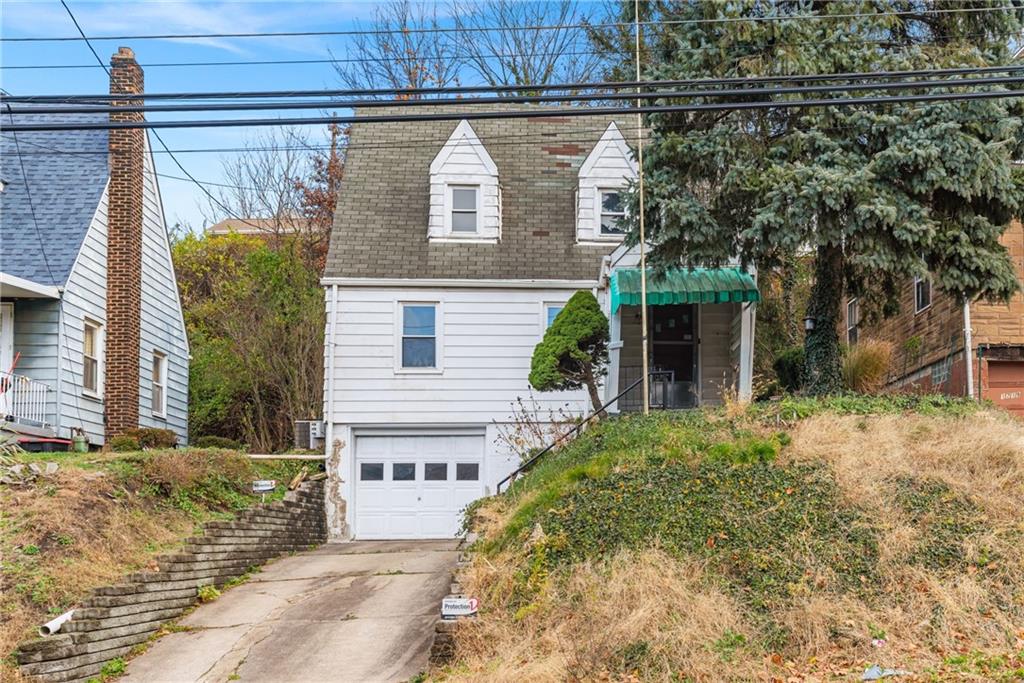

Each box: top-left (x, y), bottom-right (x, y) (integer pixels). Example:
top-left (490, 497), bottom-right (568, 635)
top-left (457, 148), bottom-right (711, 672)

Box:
top-left (1, 108), bottom-right (109, 286)
top-left (324, 104), bottom-right (634, 281)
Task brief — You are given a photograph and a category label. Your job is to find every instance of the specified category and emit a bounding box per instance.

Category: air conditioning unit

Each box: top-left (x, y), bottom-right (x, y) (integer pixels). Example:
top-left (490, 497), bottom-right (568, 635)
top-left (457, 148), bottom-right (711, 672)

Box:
top-left (293, 420), bottom-right (325, 450)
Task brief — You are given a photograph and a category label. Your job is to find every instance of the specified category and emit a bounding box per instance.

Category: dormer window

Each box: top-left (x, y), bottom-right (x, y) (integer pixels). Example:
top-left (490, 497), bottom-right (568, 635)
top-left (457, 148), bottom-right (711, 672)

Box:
top-left (450, 185), bottom-right (479, 233)
top-left (429, 120), bottom-right (500, 242)
top-left (577, 122), bottom-right (638, 243)
top-left (599, 190), bottom-right (626, 235)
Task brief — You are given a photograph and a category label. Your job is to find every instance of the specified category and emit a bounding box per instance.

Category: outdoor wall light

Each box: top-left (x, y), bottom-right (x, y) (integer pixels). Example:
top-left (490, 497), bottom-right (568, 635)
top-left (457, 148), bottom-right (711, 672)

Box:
top-left (804, 316), bottom-right (816, 331)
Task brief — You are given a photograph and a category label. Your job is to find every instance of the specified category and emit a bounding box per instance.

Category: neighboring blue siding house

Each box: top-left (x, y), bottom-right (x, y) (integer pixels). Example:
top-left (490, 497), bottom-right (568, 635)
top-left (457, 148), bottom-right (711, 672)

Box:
top-left (0, 101), bottom-right (189, 447)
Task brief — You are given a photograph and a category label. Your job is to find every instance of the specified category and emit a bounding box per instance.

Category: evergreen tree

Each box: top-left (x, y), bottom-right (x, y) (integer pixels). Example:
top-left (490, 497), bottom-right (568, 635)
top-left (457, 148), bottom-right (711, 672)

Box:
top-left (529, 291), bottom-right (610, 413)
top-left (599, 0), bottom-right (1023, 394)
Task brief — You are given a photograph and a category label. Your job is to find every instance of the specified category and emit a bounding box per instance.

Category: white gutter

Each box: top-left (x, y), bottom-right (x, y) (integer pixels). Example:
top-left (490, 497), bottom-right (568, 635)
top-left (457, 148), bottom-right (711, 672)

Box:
top-left (0, 272), bottom-right (60, 299)
top-left (319, 277), bottom-right (598, 289)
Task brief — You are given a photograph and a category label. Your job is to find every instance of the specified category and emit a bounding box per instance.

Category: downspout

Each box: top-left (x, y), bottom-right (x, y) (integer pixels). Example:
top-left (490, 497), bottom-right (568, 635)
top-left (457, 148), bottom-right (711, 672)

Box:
top-left (963, 298), bottom-right (975, 399)
top-left (324, 284), bottom-right (339, 456)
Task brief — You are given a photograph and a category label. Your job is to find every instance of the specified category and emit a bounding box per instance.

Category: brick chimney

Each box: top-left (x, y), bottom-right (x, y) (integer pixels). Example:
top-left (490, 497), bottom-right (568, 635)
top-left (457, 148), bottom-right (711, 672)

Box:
top-left (105, 47), bottom-right (144, 439)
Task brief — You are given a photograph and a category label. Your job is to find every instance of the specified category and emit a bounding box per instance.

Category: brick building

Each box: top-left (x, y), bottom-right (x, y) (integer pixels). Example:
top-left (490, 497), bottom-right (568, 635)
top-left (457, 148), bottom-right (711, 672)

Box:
top-left (845, 221), bottom-right (1024, 417)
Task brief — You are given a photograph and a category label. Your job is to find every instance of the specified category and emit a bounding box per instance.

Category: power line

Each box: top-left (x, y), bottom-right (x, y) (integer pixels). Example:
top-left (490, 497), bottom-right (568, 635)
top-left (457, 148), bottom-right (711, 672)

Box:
top-left (57, 0), bottom-right (265, 232)
top-left (2, 4), bottom-right (1018, 43)
top-left (6, 64), bottom-right (1024, 104)
top-left (8, 73), bottom-right (1024, 116)
top-left (0, 29), bottom-right (1013, 71)
top-left (5, 87), bottom-right (1024, 132)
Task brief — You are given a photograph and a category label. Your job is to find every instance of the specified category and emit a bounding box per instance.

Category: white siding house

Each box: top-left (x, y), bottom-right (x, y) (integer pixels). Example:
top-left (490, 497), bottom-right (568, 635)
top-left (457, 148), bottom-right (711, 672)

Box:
top-left (1, 107), bottom-right (189, 447)
top-left (322, 106), bottom-right (758, 541)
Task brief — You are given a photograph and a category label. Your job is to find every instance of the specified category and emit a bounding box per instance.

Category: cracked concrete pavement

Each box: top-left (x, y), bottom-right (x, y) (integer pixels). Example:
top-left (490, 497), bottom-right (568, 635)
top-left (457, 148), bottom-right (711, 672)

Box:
top-left (121, 540), bottom-right (460, 683)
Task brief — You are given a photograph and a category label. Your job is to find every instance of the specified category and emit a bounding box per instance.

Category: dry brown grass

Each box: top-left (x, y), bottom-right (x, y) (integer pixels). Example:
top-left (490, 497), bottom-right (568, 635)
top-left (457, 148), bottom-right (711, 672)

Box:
top-left (842, 339), bottom-right (894, 393)
top-left (0, 468), bottom-right (197, 673)
top-left (438, 408), bottom-right (1024, 681)
top-left (446, 549), bottom-right (764, 682)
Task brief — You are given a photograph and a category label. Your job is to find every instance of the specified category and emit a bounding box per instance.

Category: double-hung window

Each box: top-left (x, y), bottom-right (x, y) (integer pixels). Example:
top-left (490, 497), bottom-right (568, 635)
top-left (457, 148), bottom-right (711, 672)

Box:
top-left (846, 298), bottom-right (859, 345)
top-left (82, 319), bottom-right (102, 396)
top-left (450, 185), bottom-right (478, 233)
top-left (914, 276), bottom-right (932, 313)
top-left (599, 190), bottom-right (626, 236)
top-left (400, 303), bottom-right (438, 370)
top-left (151, 351), bottom-right (167, 417)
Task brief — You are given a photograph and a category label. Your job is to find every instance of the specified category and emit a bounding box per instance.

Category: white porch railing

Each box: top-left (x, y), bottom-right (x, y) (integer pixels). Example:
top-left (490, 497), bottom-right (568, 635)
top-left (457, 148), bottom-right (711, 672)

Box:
top-left (0, 371), bottom-right (51, 428)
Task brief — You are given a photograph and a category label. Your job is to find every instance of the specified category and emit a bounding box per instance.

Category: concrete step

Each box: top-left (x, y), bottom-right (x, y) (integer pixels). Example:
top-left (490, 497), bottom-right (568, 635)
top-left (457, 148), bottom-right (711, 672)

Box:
top-left (199, 527), bottom-right (322, 540)
top-left (158, 557), bottom-right (260, 574)
top-left (203, 518), bottom-right (323, 532)
top-left (18, 629), bottom-right (152, 666)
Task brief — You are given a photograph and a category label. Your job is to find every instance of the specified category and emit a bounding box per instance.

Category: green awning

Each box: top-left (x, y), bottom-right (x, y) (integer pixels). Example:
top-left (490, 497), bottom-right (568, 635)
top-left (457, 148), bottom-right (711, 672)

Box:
top-left (610, 267), bottom-right (760, 313)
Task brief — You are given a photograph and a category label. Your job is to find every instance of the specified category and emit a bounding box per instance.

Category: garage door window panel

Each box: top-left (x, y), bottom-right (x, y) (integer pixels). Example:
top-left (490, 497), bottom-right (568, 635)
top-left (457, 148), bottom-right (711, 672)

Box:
top-left (393, 463), bottom-right (416, 481)
top-left (360, 463), bottom-right (384, 481)
top-left (456, 463), bottom-right (480, 481)
top-left (424, 463), bottom-right (448, 481)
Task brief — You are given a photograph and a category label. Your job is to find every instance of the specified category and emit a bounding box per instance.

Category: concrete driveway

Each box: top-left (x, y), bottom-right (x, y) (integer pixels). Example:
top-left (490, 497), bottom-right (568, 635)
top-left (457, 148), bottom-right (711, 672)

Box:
top-left (122, 540), bottom-right (460, 683)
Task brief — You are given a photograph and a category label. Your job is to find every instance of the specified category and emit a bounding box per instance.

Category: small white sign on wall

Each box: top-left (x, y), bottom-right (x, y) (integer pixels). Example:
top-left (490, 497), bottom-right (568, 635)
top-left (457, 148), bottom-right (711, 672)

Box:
top-left (252, 480), bottom-right (276, 493)
top-left (441, 596), bottom-right (479, 620)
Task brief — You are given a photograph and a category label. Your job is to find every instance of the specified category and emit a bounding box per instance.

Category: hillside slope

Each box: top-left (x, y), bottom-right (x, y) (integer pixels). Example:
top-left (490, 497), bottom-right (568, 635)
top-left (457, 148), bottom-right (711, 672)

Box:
top-left (0, 448), bottom-right (306, 677)
top-left (440, 397), bottom-right (1024, 682)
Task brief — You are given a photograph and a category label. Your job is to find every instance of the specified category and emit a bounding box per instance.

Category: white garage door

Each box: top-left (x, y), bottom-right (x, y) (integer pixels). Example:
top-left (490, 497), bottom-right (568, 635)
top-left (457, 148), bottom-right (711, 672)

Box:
top-left (354, 433), bottom-right (485, 540)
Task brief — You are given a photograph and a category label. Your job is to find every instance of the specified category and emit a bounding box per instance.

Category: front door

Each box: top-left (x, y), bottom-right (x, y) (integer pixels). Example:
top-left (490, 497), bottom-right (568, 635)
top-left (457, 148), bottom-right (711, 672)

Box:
top-left (651, 304), bottom-right (697, 407)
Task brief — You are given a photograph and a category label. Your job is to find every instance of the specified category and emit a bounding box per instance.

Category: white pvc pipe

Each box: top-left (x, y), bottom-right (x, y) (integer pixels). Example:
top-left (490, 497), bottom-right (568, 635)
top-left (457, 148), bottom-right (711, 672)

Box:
top-left (39, 610), bottom-right (74, 636)
top-left (963, 299), bottom-right (975, 399)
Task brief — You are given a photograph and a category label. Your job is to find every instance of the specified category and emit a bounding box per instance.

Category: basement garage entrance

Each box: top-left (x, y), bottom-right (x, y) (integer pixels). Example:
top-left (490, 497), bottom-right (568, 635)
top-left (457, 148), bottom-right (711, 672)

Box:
top-left (354, 432), bottom-right (485, 539)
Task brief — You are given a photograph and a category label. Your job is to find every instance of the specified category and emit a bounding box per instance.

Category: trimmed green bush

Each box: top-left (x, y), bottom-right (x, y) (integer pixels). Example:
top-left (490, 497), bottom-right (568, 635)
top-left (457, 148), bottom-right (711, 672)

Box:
top-left (109, 435), bottom-right (140, 453)
top-left (773, 345), bottom-right (805, 393)
top-left (124, 428), bottom-right (178, 449)
top-left (193, 435), bottom-right (243, 450)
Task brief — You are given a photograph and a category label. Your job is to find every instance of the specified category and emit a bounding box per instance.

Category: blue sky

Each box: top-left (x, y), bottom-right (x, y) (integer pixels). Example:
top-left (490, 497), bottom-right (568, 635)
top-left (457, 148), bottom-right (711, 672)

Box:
top-left (1, 1), bottom-right (417, 231)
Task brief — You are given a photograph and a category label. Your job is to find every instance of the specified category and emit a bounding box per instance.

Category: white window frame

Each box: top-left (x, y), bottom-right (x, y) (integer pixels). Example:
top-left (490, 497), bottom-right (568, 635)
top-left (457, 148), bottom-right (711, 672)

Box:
top-left (82, 318), bottom-right (104, 399)
top-left (151, 350), bottom-right (167, 418)
top-left (596, 188), bottom-right (627, 238)
top-left (846, 298), bottom-right (859, 345)
top-left (447, 184), bottom-right (480, 235)
top-left (914, 276), bottom-right (932, 314)
top-left (394, 301), bottom-right (444, 374)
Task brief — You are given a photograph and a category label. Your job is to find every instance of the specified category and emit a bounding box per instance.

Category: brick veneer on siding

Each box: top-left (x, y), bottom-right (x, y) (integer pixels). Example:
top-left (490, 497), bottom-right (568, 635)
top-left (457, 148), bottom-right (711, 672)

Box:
top-left (105, 47), bottom-right (145, 439)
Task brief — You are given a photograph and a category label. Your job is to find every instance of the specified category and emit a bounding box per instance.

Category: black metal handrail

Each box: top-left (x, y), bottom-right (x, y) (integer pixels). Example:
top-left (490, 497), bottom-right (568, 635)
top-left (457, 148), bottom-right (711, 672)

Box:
top-left (495, 375), bottom-right (645, 494)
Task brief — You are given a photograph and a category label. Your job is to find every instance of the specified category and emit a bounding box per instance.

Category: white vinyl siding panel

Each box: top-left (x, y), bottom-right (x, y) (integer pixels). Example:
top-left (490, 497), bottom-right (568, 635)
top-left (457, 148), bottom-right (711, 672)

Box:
top-left (136, 139), bottom-right (189, 440)
top-left (327, 287), bottom-right (589, 423)
top-left (577, 123), bottom-right (637, 243)
top-left (428, 121), bottom-right (501, 241)
top-left (59, 186), bottom-right (110, 444)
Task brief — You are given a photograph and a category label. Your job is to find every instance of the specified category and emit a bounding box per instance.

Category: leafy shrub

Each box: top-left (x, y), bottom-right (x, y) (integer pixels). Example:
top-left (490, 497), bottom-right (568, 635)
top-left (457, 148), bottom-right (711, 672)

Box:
top-left (141, 449), bottom-right (256, 513)
top-left (109, 435), bottom-right (140, 452)
top-left (772, 345), bottom-right (805, 393)
top-left (842, 339), bottom-right (893, 393)
top-left (197, 584), bottom-right (221, 603)
top-left (124, 428), bottom-right (178, 449)
top-left (193, 435), bottom-right (243, 450)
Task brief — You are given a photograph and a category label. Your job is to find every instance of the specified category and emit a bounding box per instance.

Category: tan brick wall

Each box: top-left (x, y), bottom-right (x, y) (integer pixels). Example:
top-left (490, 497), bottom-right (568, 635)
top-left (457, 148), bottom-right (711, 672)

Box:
top-left (971, 221), bottom-right (1024, 346)
top-left (846, 221), bottom-right (1024, 395)
top-left (104, 47), bottom-right (144, 439)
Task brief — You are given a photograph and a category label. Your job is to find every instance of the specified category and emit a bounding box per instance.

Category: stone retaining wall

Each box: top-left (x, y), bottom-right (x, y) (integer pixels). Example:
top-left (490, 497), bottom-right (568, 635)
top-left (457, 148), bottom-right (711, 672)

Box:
top-left (16, 481), bottom-right (326, 683)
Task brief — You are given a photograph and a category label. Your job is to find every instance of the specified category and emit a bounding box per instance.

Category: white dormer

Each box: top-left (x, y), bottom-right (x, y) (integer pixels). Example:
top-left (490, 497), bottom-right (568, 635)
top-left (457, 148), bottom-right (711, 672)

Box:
top-left (576, 122), bottom-right (638, 243)
top-left (428, 120), bottom-right (501, 243)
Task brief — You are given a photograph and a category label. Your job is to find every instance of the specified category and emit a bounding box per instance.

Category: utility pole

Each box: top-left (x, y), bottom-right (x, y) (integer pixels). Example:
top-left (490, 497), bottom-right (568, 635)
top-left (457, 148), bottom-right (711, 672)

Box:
top-left (634, 0), bottom-right (649, 415)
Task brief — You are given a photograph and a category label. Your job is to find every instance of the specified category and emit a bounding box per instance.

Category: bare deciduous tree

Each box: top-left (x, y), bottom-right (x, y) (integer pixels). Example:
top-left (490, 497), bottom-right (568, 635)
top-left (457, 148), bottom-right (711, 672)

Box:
top-left (450, 0), bottom-right (608, 94)
top-left (201, 126), bottom-right (309, 237)
top-left (331, 0), bottom-right (460, 96)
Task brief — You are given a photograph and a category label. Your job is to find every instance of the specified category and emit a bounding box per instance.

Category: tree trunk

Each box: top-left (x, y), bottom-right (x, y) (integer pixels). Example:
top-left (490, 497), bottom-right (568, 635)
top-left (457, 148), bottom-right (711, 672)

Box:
top-left (803, 243), bottom-right (844, 395)
top-left (581, 364), bottom-right (607, 417)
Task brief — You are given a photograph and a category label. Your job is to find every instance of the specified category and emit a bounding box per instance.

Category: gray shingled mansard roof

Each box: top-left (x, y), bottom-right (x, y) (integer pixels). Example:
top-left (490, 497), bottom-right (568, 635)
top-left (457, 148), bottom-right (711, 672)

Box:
top-left (1, 108), bottom-right (110, 287)
top-left (324, 104), bottom-right (634, 281)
